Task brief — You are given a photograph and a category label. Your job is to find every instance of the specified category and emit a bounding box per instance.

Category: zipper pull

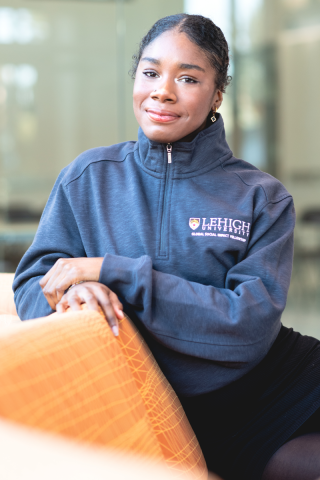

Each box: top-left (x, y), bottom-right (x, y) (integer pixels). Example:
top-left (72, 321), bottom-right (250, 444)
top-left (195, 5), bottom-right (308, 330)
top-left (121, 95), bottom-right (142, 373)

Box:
top-left (167, 144), bottom-right (172, 164)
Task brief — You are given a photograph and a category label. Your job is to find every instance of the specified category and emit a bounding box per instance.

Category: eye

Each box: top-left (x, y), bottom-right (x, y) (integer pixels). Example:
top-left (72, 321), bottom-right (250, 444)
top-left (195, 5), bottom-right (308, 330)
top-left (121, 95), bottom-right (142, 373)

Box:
top-left (180, 77), bottom-right (198, 84)
top-left (143, 71), bottom-right (159, 78)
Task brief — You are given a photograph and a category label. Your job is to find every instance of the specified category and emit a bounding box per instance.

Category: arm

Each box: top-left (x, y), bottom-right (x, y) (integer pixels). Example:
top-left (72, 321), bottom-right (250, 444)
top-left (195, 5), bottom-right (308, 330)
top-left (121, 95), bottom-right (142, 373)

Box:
top-left (13, 172), bottom-right (123, 329)
top-left (99, 197), bottom-right (295, 365)
top-left (13, 171), bottom-right (87, 320)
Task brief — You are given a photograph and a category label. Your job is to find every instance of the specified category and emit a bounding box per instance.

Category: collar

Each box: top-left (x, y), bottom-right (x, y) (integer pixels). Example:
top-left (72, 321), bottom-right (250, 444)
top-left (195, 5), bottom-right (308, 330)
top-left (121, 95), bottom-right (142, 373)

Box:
top-left (135, 114), bottom-right (233, 177)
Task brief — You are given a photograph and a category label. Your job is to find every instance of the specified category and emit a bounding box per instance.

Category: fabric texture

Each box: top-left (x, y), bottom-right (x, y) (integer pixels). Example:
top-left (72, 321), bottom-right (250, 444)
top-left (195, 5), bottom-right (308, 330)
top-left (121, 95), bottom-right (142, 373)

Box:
top-left (0, 303), bottom-right (207, 479)
top-left (0, 274), bottom-right (20, 329)
top-left (0, 314), bottom-right (21, 328)
top-left (178, 326), bottom-right (320, 480)
top-left (0, 274), bottom-right (17, 315)
top-left (0, 417), bottom-right (216, 480)
top-left (13, 115), bottom-right (295, 396)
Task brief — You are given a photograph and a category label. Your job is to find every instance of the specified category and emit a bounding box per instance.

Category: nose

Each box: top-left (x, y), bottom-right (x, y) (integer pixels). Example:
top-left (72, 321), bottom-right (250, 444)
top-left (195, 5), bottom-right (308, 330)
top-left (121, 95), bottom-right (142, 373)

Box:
top-left (150, 78), bottom-right (177, 103)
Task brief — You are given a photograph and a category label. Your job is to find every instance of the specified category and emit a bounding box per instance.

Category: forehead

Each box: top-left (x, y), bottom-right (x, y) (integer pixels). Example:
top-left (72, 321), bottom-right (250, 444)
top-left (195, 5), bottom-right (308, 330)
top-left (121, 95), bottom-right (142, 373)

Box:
top-left (142, 30), bottom-right (212, 70)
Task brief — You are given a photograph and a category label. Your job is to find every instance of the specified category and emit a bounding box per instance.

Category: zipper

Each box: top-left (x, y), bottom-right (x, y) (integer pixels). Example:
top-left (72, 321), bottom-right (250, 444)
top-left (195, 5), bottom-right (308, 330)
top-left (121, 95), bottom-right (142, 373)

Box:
top-left (167, 143), bottom-right (172, 163)
top-left (159, 144), bottom-right (172, 255)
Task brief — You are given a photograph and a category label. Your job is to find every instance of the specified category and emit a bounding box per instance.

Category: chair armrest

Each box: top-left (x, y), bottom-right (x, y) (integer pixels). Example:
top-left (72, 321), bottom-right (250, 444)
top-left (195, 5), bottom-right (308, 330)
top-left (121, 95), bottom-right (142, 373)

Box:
top-left (0, 274), bottom-right (17, 315)
top-left (0, 309), bottom-right (207, 479)
top-left (0, 417), bottom-right (218, 480)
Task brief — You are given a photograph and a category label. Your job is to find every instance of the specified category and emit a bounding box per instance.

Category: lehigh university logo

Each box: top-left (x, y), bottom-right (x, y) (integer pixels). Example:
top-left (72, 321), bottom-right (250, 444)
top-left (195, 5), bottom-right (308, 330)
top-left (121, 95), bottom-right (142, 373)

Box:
top-left (189, 218), bottom-right (200, 230)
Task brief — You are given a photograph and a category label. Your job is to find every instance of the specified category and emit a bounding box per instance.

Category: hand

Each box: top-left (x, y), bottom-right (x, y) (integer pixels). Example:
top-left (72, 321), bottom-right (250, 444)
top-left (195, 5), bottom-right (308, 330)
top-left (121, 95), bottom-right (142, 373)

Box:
top-left (56, 281), bottom-right (123, 337)
top-left (39, 257), bottom-right (104, 310)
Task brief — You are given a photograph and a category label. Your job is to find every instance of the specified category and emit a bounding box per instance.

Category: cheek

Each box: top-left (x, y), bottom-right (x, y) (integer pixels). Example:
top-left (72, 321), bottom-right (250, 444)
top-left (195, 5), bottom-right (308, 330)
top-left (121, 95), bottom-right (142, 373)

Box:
top-left (185, 93), bottom-right (211, 121)
top-left (132, 87), bottom-right (143, 119)
top-left (133, 83), bottom-right (150, 126)
top-left (133, 79), bottom-right (149, 106)
top-left (182, 84), bottom-right (213, 114)
top-left (132, 83), bottom-right (140, 107)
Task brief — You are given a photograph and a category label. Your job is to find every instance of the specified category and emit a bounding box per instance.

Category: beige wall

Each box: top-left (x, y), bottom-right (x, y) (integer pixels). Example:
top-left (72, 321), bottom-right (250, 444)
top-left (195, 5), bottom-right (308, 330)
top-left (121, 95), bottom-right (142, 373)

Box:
top-left (278, 25), bottom-right (320, 217)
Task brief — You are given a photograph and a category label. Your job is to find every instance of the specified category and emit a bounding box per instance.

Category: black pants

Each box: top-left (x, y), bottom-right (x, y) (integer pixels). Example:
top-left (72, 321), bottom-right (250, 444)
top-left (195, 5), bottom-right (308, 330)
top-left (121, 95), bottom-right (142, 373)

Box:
top-left (178, 326), bottom-right (320, 480)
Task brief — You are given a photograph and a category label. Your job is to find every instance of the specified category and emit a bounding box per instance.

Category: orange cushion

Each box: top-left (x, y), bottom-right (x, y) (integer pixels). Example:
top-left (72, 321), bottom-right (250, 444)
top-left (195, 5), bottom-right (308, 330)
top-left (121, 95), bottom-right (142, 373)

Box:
top-left (117, 314), bottom-right (206, 475)
top-left (0, 314), bottom-right (21, 330)
top-left (0, 310), bottom-right (207, 479)
top-left (0, 274), bottom-right (17, 315)
top-left (0, 417), bottom-right (212, 480)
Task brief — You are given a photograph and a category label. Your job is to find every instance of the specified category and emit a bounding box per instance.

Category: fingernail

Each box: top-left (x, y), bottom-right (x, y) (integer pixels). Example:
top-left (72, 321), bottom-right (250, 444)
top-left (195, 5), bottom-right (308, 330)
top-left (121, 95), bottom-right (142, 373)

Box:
top-left (112, 325), bottom-right (119, 337)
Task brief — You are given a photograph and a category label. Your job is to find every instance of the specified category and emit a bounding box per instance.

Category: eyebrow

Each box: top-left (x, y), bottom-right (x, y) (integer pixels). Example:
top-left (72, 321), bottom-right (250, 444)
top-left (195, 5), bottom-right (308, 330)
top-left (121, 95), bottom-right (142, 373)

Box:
top-left (141, 57), bottom-right (160, 65)
top-left (179, 63), bottom-right (205, 72)
top-left (141, 57), bottom-right (205, 72)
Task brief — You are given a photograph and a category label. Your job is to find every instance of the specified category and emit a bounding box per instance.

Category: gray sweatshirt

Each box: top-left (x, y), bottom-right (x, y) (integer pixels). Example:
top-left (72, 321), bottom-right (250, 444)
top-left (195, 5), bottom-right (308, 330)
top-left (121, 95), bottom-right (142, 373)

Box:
top-left (13, 115), bottom-right (295, 396)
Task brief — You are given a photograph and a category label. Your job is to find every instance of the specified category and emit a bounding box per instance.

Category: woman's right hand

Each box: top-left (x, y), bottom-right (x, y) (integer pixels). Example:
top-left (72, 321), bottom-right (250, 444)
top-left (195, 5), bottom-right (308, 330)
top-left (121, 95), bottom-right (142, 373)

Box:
top-left (56, 281), bottom-right (123, 337)
top-left (39, 257), bottom-right (104, 308)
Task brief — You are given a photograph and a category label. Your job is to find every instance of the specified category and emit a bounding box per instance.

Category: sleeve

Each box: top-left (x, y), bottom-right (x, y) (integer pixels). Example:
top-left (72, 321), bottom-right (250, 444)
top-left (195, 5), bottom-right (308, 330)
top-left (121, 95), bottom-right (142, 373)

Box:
top-left (99, 196), bottom-right (295, 365)
top-left (13, 172), bottom-right (86, 320)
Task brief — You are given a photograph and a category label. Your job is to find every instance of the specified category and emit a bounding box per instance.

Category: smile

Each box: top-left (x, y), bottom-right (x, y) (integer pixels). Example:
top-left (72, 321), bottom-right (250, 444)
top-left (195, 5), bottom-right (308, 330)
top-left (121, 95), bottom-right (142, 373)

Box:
top-left (146, 109), bottom-right (180, 123)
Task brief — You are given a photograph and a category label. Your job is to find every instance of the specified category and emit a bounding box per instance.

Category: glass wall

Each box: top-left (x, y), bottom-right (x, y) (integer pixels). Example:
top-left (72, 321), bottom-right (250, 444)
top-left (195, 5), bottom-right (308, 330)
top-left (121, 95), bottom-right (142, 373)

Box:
top-left (186, 0), bottom-right (320, 337)
top-left (0, 0), bottom-right (183, 271)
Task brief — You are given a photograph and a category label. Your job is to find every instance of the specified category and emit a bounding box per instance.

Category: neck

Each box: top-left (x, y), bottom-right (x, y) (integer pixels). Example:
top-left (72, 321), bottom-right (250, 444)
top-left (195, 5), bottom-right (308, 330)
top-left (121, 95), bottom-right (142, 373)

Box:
top-left (174, 112), bottom-right (215, 143)
top-left (137, 113), bottom-right (232, 176)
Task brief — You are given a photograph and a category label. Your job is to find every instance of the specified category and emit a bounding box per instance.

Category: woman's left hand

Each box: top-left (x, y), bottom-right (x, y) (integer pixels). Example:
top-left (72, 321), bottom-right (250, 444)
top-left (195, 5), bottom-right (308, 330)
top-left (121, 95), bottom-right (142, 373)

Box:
top-left (56, 281), bottom-right (123, 337)
top-left (39, 257), bottom-right (104, 310)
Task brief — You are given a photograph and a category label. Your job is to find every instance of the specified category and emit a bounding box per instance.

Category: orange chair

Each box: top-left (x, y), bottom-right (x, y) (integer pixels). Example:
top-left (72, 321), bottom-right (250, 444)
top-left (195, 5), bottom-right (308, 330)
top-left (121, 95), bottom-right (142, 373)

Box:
top-left (0, 274), bottom-right (211, 479)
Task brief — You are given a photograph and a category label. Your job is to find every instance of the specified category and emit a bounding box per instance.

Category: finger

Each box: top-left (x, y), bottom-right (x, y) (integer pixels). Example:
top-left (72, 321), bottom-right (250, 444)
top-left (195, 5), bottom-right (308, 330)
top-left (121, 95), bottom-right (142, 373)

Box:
top-left (80, 289), bottom-right (119, 336)
top-left (43, 264), bottom-right (76, 307)
top-left (81, 289), bottom-right (101, 314)
top-left (56, 298), bottom-right (68, 314)
top-left (39, 256), bottom-right (68, 290)
top-left (40, 259), bottom-right (66, 298)
top-left (42, 293), bottom-right (56, 311)
top-left (109, 292), bottom-right (124, 320)
top-left (52, 272), bottom-right (74, 305)
top-left (43, 272), bottom-right (68, 309)
top-left (40, 264), bottom-right (61, 308)
top-left (67, 294), bottom-right (83, 312)
top-left (41, 283), bottom-right (57, 311)
top-left (96, 292), bottom-right (119, 336)
top-left (39, 263), bottom-right (58, 289)
top-left (114, 307), bottom-right (124, 320)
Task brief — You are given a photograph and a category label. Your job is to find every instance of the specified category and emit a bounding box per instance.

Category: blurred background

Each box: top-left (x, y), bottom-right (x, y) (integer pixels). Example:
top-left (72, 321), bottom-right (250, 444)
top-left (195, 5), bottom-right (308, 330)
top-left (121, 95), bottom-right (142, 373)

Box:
top-left (0, 0), bottom-right (319, 335)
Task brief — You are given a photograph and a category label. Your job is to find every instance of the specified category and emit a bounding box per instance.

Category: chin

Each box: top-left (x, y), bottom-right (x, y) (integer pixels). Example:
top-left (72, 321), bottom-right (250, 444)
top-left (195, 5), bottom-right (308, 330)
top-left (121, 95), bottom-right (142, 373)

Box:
top-left (142, 124), bottom-right (184, 144)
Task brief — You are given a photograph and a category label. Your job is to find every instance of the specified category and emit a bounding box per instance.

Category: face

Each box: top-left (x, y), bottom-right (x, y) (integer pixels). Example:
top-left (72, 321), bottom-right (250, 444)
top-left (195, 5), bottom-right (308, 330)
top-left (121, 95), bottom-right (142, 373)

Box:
top-left (133, 29), bottom-right (223, 144)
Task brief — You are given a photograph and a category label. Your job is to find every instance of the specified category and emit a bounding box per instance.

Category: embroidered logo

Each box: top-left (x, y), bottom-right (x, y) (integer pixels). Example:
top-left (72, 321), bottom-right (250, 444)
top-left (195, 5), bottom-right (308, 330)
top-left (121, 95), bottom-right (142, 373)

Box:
top-left (189, 218), bottom-right (200, 230)
top-left (190, 217), bottom-right (251, 242)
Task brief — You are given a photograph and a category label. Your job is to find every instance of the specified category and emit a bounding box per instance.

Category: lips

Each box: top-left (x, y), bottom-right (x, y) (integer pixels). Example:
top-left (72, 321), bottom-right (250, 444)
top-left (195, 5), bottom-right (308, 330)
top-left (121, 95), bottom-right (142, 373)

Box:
top-left (146, 109), bottom-right (180, 123)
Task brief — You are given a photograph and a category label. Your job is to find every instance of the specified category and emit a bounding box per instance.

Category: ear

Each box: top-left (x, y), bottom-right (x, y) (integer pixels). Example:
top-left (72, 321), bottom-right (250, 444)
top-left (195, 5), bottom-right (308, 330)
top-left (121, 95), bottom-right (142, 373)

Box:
top-left (212, 90), bottom-right (223, 111)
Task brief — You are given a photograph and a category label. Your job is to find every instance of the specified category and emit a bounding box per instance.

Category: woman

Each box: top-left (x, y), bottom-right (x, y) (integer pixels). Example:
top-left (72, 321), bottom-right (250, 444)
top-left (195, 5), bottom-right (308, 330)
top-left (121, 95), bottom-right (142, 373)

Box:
top-left (13, 14), bottom-right (320, 480)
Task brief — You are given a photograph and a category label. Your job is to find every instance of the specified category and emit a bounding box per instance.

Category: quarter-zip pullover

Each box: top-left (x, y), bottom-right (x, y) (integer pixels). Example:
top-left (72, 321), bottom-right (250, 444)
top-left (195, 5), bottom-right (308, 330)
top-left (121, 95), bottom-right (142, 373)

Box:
top-left (13, 115), bottom-right (295, 396)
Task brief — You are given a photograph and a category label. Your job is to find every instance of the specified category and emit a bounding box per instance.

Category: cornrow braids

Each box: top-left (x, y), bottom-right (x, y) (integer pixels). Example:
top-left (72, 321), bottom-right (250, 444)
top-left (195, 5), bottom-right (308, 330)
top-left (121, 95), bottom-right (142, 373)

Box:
top-left (130, 13), bottom-right (232, 93)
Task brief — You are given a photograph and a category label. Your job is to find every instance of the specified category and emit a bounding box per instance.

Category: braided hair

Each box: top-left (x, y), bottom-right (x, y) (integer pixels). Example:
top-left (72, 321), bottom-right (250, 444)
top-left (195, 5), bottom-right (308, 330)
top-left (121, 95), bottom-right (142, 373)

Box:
top-left (131, 14), bottom-right (232, 93)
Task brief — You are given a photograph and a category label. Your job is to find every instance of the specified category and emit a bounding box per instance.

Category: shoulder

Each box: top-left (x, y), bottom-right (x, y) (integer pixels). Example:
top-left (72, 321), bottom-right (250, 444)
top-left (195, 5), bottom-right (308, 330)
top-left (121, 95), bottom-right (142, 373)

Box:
top-left (221, 156), bottom-right (292, 204)
top-left (60, 141), bottom-right (137, 187)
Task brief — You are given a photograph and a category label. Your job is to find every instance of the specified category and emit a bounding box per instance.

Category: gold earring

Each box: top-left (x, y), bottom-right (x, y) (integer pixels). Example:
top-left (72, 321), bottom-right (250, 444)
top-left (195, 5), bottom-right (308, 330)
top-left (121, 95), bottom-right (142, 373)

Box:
top-left (211, 107), bottom-right (217, 123)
